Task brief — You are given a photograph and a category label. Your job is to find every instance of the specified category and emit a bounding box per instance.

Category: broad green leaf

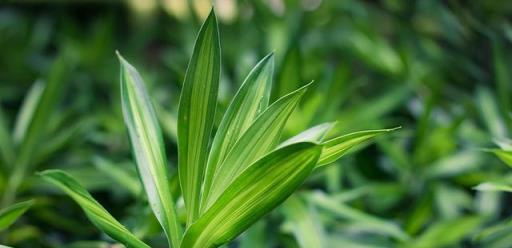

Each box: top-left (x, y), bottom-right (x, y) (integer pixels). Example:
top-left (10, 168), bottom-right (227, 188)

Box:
top-left (316, 127), bottom-right (399, 167)
top-left (203, 83), bottom-right (310, 210)
top-left (0, 105), bottom-right (14, 166)
top-left (177, 9), bottom-right (220, 224)
top-left (0, 200), bottom-right (33, 232)
top-left (278, 122), bottom-right (336, 148)
top-left (39, 170), bottom-right (150, 248)
top-left (281, 195), bottom-right (325, 248)
top-left (201, 53), bottom-right (273, 209)
top-left (118, 53), bottom-right (182, 247)
top-left (181, 142), bottom-right (322, 248)
top-left (13, 80), bottom-right (44, 145)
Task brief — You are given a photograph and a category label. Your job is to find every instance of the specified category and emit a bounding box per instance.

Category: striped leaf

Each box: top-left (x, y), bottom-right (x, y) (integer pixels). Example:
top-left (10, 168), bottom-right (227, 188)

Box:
top-left (39, 170), bottom-right (150, 248)
top-left (278, 122), bottom-right (336, 148)
top-left (201, 53), bottom-right (274, 210)
top-left (118, 53), bottom-right (182, 247)
top-left (181, 142), bottom-right (322, 248)
top-left (203, 84), bottom-right (310, 210)
top-left (177, 9), bottom-right (221, 224)
top-left (317, 127), bottom-right (400, 168)
top-left (0, 200), bottom-right (33, 232)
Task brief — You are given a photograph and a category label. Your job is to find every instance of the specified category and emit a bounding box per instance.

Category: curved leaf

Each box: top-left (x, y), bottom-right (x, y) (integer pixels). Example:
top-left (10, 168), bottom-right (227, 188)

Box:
top-left (118, 53), bottom-right (182, 247)
top-left (202, 53), bottom-right (273, 210)
top-left (317, 127), bottom-right (400, 168)
top-left (203, 83), bottom-right (310, 210)
top-left (278, 122), bottom-right (336, 148)
top-left (39, 170), bottom-right (150, 248)
top-left (182, 142), bottom-right (321, 248)
top-left (177, 9), bottom-right (221, 224)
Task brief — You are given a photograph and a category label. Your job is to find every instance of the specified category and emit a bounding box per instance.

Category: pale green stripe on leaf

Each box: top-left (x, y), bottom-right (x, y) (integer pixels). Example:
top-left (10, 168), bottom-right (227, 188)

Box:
top-left (308, 191), bottom-right (408, 241)
top-left (39, 170), bottom-right (150, 248)
top-left (118, 53), bottom-right (182, 247)
top-left (203, 83), bottom-right (310, 210)
top-left (181, 142), bottom-right (322, 248)
top-left (0, 200), bottom-right (33, 232)
top-left (317, 127), bottom-right (400, 168)
top-left (202, 53), bottom-right (274, 210)
top-left (177, 9), bottom-right (221, 224)
top-left (278, 122), bottom-right (336, 148)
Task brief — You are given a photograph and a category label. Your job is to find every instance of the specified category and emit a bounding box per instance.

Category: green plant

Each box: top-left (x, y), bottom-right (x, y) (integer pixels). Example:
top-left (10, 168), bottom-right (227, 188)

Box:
top-left (40, 9), bottom-right (395, 247)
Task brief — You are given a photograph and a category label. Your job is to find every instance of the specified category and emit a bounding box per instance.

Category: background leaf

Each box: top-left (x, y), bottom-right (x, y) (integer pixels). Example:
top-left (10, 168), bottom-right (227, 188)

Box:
top-left (39, 170), bottom-right (150, 248)
top-left (0, 200), bottom-right (33, 232)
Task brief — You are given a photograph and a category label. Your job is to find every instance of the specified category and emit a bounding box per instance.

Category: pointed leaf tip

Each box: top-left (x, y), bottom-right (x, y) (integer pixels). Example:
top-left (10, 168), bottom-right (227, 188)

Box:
top-left (316, 127), bottom-right (399, 168)
top-left (119, 55), bottom-right (182, 246)
top-left (178, 4), bottom-right (221, 224)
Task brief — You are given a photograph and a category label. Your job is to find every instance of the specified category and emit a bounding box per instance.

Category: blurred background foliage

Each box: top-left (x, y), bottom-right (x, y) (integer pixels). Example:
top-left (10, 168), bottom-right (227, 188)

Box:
top-left (1, 0), bottom-right (512, 247)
